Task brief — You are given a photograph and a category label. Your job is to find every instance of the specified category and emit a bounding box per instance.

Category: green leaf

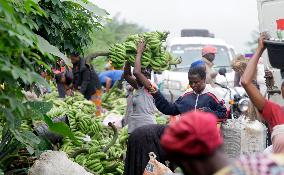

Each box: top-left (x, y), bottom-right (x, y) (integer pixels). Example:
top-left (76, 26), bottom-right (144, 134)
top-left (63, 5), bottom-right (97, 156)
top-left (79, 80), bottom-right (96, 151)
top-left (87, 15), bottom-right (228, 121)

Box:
top-left (26, 145), bottom-right (35, 155)
top-left (30, 72), bottom-right (50, 88)
top-left (25, 101), bottom-right (53, 115)
top-left (61, 0), bottom-right (109, 16)
top-left (24, 101), bottom-right (53, 120)
top-left (12, 130), bottom-right (40, 154)
top-left (36, 35), bottom-right (71, 66)
top-left (11, 67), bottom-right (22, 79)
top-left (37, 136), bottom-right (52, 151)
top-left (0, 95), bottom-right (17, 111)
top-left (0, 108), bottom-right (16, 129)
top-left (0, 168), bottom-right (4, 175)
top-left (44, 115), bottom-right (75, 140)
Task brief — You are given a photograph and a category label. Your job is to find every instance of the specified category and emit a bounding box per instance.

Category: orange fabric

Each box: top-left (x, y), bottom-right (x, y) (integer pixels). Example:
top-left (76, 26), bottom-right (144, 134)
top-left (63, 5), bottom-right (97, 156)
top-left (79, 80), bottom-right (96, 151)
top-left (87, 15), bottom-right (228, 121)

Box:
top-left (91, 89), bottom-right (102, 116)
top-left (60, 66), bottom-right (65, 72)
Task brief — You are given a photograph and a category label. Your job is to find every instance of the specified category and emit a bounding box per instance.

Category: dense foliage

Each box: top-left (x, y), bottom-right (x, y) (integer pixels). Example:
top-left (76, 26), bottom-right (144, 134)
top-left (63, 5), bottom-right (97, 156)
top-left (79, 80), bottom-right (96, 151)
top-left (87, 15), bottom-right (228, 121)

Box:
top-left (0, 0), bottom-right (106, 171)
top-left (86, 16), bottom-right (146, 72)
top-left (33, 0), bottom-right (108, 55)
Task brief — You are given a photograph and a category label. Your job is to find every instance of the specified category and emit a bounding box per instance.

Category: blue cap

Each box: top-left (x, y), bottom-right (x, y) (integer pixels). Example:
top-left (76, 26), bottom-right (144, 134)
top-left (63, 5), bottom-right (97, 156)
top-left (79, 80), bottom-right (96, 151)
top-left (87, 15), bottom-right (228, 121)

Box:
top-left (190, 60), bottom-right (205, 68)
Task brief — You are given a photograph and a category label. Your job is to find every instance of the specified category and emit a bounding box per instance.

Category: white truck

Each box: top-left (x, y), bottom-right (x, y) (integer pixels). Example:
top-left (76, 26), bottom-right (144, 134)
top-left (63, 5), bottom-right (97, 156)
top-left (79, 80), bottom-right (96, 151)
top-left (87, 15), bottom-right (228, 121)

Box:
top-left (157, 29), bottom-right (237, 102)
top-left (257, 0), bottom-right (284, 104)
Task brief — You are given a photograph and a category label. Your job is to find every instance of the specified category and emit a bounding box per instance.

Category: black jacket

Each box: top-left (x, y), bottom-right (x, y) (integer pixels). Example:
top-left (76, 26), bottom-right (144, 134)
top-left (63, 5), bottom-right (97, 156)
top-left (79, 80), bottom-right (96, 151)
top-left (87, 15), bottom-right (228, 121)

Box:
top-left (153, 85), bottom-right (227, 119)
top-left (72, 58), bottom-right (101, 100)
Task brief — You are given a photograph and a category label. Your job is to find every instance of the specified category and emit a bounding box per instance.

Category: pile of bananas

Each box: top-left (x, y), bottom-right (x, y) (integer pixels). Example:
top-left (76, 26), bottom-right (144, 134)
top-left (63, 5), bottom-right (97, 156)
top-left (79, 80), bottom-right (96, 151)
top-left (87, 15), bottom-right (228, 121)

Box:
top-left (42, 92), bottom-right (128, 174)
top-left (155, 112), bottom-right (168, 125)
top-left (109, 31), bottom-right (182, 72)
top-left (61, 130), bottom-right (126, 175)
top-left (45, 93), bottom-right (97, 118)
top-left (60, 120), bottom-right (127, 174)
top-left (102, 87), bottom-right (127, 115)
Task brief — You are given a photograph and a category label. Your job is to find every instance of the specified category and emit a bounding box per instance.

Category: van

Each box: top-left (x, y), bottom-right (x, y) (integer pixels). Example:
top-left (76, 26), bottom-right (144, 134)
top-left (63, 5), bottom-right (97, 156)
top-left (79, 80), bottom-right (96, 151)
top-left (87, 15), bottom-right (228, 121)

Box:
top-left (157, 33), bottom-right (236, 101)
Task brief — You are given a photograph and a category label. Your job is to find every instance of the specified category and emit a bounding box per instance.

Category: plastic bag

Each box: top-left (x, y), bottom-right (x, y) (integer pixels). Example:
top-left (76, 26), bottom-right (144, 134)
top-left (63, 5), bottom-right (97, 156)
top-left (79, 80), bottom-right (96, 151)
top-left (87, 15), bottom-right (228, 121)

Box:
top-left (102, 113), bottom-right (123, 128)
top-left (143, 152), bottom-right (173, 175)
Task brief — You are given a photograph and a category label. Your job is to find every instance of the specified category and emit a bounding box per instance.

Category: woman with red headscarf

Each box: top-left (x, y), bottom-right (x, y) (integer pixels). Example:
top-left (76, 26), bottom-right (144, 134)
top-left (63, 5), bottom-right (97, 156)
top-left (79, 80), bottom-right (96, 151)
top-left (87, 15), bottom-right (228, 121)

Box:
top-left (161, 111), bottom-right (284, 175)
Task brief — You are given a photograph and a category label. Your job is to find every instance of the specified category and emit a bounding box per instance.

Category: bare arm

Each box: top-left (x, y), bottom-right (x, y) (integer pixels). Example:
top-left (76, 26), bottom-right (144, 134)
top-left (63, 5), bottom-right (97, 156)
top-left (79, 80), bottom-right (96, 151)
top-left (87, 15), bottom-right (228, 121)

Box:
top-left (133, 40), bottom-right (152, 90)
top-left (123, 61), bottom-right (138, 89)
top-left (241, 33), bottom-right (266, 111)
top-left (105, 77), bottom-right (112, 93)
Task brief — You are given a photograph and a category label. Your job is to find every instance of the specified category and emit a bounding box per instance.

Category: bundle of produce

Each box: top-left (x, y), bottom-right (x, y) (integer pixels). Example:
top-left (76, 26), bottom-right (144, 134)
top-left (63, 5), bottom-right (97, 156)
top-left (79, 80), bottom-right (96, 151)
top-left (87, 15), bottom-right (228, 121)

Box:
top-left (155, 112), bottom-right (168, 125)
top-left (102, 83), bottom-right (127, 114)
top-left (109, 31), bottom-right (182, 72)
top-left (60, 123), bottom-right (127, 175)
top-left (42, 92), bottom-right (128, 174)
top-left (45, 93), bottom-right (97, 118)
top-left (231, 54), bottom-right (249, 75)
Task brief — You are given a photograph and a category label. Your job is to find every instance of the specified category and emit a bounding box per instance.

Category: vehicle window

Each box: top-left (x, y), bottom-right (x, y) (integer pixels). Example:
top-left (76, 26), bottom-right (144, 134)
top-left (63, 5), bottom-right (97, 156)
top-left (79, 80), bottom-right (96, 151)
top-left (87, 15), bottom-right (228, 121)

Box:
top-left (171, 67), bottom-right (190, 72)
top-left (229, 48), bottom-right (236, 59)
top-left (170, 44), bottom-right (231, 68)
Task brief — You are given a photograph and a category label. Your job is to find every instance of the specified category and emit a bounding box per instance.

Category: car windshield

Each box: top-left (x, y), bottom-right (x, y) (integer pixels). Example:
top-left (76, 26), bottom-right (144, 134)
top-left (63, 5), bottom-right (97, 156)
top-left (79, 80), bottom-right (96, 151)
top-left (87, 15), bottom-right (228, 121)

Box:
top-left (171, 67), bottom-right (190, 72)
top-left (170, 44), bottom-right (231, 68)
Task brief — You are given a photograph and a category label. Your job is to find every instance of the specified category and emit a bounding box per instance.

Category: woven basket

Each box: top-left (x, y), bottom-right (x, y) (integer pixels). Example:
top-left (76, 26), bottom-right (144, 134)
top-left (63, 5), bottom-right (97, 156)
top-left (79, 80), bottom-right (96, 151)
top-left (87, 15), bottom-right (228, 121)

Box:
top-left (231, 55), bottom-right (249, 75)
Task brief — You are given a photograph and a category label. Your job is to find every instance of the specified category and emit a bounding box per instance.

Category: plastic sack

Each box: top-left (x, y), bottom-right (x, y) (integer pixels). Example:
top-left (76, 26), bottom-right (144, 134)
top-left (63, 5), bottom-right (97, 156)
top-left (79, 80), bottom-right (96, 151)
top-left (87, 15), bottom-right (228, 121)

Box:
top-left (29, 151), bottom-right (92, 175)
top-left (221, 116), bottom-right (267, 158)
top-left (143, 152), bottom-right (173, 175)
top-left (102, 113), bottom-right (123, 128)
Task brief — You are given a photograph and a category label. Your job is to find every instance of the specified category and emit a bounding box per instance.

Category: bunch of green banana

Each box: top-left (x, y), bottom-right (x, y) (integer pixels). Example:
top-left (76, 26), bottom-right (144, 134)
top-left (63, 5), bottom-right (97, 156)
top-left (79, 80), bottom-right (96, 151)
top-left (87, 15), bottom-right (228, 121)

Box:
top-left (163, 51), bottom-right (182, 65)
top-left (20, 120), bottom-right (32, 131)
top-left (44, 92), bottom-right (97, 119)
top-left (155, 112), bottom-right (168, 125)
top-left (63, 125), bottom-right (127, 174)
top-left (118, 126), bottom-right (128, 145)
top-left (77, 117), bottom-right (102, 135)
top-left (109, 31), bottom-right (181, 73)
top-left (46, 107), bottom-right (66, 118)
top-left (102, 87), bottom-right (127, 113)
top-left (109, 43), bottom-right (127, 69)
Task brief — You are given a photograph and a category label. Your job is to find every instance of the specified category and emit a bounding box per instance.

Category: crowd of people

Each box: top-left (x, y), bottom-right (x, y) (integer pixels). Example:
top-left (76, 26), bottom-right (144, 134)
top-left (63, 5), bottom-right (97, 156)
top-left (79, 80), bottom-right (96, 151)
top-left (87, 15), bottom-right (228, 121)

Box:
top-left (50, 52), bottom-right (125, 116)
top-left (47, 32), bottom-right (284, 175)
top-left (123, 33), bottom-right (284, 175)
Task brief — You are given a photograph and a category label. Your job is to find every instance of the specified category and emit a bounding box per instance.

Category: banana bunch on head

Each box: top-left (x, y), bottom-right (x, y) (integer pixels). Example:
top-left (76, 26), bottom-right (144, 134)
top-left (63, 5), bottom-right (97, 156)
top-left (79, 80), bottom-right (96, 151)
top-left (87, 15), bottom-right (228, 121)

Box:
top-left (109, 31), bottom-right (181, 73)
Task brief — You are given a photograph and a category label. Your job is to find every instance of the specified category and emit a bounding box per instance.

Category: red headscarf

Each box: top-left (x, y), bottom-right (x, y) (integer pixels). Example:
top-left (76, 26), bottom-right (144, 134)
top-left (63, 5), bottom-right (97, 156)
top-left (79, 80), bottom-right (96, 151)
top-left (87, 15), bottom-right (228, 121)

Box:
top-left (202, 45), bottom-right (217, 56)
top-left (160, 111), bottom-right (223, 157)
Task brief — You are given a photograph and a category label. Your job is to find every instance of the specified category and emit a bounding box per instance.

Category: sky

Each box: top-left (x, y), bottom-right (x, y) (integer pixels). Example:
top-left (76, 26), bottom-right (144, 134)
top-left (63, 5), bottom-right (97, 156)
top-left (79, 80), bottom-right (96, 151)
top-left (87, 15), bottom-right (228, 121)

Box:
top-left (92, 0), bottom-right (260, 53)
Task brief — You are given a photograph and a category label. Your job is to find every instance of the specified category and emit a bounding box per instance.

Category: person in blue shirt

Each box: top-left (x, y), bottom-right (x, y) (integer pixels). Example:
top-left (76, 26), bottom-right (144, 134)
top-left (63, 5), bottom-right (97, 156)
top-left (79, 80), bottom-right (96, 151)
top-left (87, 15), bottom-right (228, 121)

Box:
top-left (99, 70), bottom-right (124, 92)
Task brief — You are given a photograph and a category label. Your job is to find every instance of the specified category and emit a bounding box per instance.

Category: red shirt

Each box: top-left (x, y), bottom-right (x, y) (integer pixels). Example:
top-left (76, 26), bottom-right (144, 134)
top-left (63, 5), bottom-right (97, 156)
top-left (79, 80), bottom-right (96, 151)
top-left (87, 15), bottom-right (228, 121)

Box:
top-left (262, 100), bottom-right (284, 131)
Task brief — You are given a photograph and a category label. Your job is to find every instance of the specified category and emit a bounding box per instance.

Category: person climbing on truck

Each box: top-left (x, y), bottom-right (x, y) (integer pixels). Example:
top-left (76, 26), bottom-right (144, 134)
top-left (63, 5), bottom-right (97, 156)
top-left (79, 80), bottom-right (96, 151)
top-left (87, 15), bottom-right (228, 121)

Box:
top-left (241, 33), bottom-right (284, 153)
